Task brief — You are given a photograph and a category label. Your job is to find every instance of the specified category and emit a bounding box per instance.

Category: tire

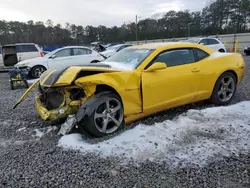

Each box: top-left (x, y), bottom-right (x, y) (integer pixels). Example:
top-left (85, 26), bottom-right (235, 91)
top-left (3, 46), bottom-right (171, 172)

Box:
top-left (78, 91), bottom-right (124, 138)
top-left (219, 49), bottom-right (225, 53)
top-left (209, 72), bottom-right (237, 105)
top-left (90, 60), bottom-right (100, 63)
top-left (31, 65), bottom-right (47, 79)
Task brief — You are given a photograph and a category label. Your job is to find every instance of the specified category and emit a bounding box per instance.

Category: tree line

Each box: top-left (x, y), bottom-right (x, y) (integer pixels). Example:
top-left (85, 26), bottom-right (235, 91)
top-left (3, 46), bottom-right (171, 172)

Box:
top-left (0, 0), bottom-right (250, 46)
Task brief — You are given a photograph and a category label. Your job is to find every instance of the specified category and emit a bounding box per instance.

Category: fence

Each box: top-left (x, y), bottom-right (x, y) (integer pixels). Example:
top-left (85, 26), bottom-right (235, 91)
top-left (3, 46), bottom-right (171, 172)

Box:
top-left (126, 33), bottom-right (250, 52)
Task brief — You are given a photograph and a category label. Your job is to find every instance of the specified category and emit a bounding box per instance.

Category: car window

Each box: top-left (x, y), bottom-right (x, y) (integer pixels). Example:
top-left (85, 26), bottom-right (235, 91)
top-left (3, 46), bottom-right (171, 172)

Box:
top-left (194, 48), bottom-right (209, 61)
top-left (153, 49), bottom-right (195, 67)
top-left (54, 49), bottom-right (71, 58)
top-left (199, 39), bottom-right (208, 45)
top-left (73, 48), bottom-right (92, 56)
top-left (208, 39), bottom-right (219, 45)
top-left (16, 44), bottom-right (38, 53)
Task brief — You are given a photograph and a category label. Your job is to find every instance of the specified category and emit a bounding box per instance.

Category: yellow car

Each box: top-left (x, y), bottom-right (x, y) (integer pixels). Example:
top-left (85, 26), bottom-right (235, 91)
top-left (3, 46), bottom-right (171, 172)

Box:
top-left (14, 42), bottom-right (245, 137)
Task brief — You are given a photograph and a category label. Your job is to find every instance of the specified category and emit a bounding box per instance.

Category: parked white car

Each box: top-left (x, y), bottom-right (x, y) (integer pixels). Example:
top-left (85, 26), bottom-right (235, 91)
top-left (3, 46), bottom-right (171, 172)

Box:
top-left (0, 43), bottom-right (44, 71)
top-left (183, 37), bottom-right (226, 52)
top-left (15, 46), bottom-right (105, 78)
top-left (100, 44), bottom-right (133, 58)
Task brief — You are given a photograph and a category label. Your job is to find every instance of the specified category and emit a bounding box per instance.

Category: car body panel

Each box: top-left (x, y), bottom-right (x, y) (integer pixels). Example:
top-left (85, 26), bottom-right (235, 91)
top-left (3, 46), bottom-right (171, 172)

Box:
top-left (14, 42), bottom-right (245, 125)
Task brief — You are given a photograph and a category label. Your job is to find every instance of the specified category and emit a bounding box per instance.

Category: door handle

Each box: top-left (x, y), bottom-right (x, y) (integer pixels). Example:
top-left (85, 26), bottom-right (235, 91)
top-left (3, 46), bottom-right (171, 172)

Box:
top-left (192, 68), bottom-right (200, 73)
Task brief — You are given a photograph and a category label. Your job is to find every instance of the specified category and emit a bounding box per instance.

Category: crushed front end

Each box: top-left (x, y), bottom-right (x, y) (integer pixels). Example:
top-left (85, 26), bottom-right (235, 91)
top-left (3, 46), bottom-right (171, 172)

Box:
top-left (36, 84), bottom-right (87, 121)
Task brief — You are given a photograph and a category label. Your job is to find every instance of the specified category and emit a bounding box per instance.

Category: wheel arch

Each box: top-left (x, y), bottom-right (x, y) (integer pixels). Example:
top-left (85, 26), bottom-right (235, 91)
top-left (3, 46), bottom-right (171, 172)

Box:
top-left (95, 84), bottom-right (124, 107)
top-left (221, 70), bottom-right (238, 83)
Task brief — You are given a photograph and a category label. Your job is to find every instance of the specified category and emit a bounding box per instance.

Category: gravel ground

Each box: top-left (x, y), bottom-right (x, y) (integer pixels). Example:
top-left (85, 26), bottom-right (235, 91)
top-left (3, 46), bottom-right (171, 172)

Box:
top-left (0, 55), bottom-right (250, 188)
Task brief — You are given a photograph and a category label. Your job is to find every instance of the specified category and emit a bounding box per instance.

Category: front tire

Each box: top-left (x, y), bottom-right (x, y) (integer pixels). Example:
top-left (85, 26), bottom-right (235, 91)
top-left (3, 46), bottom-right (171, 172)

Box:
top-left (209, 72), bottom-right (237, 105)
top-left (78, 92), bottom-right (124, 137)
top-left (30, 65), bottom-right (47, 79)
top-left (219, 49), bottom-right (225, 53)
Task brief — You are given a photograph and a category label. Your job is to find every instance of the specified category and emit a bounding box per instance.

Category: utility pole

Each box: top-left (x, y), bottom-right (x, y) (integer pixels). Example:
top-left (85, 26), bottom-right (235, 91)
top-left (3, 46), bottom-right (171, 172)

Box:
top-left (135, 15), bottom-right (138, 44)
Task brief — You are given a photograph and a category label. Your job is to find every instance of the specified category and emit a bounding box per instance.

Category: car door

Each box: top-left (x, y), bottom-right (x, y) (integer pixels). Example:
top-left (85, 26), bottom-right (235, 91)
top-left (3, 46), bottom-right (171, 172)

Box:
top-left (47, 48), bottom-right (73, 69)
top-left (207, 39), bottom-right (221, 51)
top-left (72, 48), bottom-right (93, 65)
top-left (141, 48), bottom-right (202, 113)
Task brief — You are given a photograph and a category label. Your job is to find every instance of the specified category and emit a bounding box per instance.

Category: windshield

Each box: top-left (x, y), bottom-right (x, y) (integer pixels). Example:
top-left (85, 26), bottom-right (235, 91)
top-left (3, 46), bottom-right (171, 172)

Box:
top-left (104, 48), bottom-right (154, 69)
top-left (44, 49), bottom-right (59, 58)
top-left (183, 38), bottom-right (200, 43)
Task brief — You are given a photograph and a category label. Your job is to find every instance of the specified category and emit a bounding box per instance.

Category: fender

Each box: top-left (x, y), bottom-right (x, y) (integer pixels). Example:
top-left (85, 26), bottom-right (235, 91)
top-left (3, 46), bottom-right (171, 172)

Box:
top-left (76, 91), bottom-right (111, 123)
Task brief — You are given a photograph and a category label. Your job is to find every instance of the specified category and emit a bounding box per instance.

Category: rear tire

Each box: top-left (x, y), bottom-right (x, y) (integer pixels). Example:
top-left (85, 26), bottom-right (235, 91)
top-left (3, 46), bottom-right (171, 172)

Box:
top-left (31, 65), bottom-right (47, 79)
top-left (90, 60), bottom-right (100, 63)
top-left (78, 91), bottom-right (124, 138)
top-left (209, 72), bottom-right (237, 105)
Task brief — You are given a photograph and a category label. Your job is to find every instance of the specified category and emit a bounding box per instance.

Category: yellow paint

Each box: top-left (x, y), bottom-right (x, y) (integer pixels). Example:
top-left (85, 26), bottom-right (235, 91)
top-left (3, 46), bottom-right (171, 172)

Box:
top-left (235, 40), bottom-right (239, 52)
top-left (16, 42), bottom-right (245, 124)
top-left (13, 79), bottom-right (40, 109)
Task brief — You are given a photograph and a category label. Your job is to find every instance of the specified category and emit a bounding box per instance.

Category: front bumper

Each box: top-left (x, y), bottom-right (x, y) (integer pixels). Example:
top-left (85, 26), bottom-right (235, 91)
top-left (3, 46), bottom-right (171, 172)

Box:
top-left (35, 95), bottom-right (77, 121)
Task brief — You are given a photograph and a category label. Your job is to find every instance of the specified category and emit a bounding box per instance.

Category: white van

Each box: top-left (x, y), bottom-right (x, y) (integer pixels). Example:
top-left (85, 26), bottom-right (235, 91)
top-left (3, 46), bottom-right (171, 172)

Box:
top-left (0, 43), bottom-right (43, 70)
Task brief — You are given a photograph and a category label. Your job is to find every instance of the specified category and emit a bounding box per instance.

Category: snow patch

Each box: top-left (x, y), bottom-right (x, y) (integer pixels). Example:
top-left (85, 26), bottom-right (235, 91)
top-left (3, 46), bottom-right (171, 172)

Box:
top-left (33, 126), bottom-right (57, 138)
top-left (17, 127), bottom-right (26, 132)
top-left (34, 129), bottom-right (45, 138)
top-left (58, 101), bottom-right (250, 167)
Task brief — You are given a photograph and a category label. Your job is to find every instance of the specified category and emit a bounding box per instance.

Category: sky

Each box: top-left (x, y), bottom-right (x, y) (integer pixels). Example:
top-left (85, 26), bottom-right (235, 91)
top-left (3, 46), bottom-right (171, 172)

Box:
top-left (0, 0), bottom-right (207, 27)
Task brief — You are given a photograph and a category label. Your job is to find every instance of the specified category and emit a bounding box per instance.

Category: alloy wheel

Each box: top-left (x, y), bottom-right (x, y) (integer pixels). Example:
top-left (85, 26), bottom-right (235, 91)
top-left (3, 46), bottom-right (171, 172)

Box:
top-left (94, 98), bottom-right (123, 134)
top-left (217, 76), bottom-right (235, 102)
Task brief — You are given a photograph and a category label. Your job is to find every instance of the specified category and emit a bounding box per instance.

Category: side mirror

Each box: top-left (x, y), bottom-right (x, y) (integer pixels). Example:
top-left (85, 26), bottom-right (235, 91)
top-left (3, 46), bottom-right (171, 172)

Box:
top-left (50, 54), bottom-right (56, 59)
top-left (146, 62), bottom-right (167, 72)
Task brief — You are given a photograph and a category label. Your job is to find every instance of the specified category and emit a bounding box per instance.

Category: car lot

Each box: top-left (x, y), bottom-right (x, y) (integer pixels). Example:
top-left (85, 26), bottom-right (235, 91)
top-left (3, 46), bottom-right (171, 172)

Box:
top-left (0, 54), bottom-right (250, 187)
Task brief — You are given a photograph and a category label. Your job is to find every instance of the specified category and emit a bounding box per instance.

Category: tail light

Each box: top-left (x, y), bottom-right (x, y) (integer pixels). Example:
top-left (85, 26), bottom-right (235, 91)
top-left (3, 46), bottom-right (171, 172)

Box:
top-left (40, 52), bottom-right (44, 57)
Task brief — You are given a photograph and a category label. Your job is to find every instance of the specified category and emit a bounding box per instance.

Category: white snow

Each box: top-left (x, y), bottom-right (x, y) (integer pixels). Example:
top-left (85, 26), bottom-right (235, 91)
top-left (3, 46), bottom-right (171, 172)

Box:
top-left (58, 101), bottom-right (250, 167)
top-left (208, 52), bottom-right (231, 60)
top-left (33, 126), bottom-right (58, 138)
top-left (34, 129), bottom-right (45, 138)
top-left (17, 127), bottom-right (26, 132)
top-left (103, 62), bottom-right (134, 71)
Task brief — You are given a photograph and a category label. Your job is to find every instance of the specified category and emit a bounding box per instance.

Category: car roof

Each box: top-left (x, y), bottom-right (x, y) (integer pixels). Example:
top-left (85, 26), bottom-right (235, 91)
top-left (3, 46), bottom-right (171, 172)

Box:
top-left (62, 46), bottom-right (91, 49)
top-left (129, 42), bottom-right (204, 50)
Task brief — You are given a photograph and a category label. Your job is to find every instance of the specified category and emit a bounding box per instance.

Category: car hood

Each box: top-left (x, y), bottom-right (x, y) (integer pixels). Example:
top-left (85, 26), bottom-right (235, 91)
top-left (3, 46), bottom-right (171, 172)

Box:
top-left (16, 57), bottom-right (45, 66)
top-left (39, 63), bottom-right (121, 87)
top-left (14, 62), bottom-right (130, 109)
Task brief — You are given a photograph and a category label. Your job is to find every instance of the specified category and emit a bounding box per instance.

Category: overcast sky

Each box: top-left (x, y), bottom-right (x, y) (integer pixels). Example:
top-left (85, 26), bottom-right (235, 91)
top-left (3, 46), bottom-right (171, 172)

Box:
top-left (0, 0), bottom-right (207, 27)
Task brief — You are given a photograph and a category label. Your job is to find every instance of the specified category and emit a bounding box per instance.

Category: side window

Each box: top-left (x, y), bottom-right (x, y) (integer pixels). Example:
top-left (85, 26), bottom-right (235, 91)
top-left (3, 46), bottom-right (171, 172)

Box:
top-left (199, 39), bottom-right (208, 45)
top-left (16, 45), bottom-right (38, 53)
top-left (194, 48), bottom-right (209, 61)
top-left (153, 49), bottom-right (195, 67)
top-left (54, 49), bottom-right (71, 58)
top-left (73, 48), bottom-right (92, 56)
top-left (208, 39), bottom-right (219, 45)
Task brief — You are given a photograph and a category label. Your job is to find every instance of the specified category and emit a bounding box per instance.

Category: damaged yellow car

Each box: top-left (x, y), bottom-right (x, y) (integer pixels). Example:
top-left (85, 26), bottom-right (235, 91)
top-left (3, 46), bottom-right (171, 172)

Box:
top-left (14, 42), bottom-right (245, 137)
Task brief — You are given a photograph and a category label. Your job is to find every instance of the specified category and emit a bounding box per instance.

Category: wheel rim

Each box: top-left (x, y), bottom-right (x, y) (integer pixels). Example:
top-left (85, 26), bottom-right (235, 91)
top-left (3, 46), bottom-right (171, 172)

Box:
top-left (218, 76), bottom-right (235, 102)
top-left (34, 67), bottom-right (45, 78)
top-left (94, 98), bottom-right (123, 134)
